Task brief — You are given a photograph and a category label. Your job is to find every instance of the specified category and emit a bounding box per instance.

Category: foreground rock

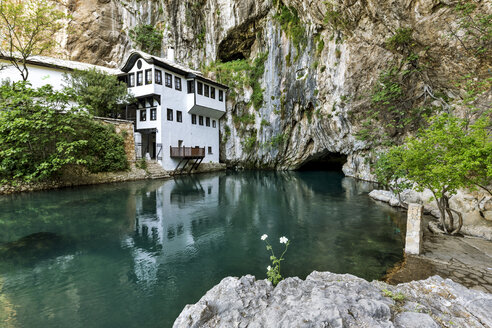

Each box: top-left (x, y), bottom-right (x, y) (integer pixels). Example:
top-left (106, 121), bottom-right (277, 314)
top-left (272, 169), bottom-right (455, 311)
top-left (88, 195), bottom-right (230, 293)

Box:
top-left (174, 272), bottom-right (492, 328)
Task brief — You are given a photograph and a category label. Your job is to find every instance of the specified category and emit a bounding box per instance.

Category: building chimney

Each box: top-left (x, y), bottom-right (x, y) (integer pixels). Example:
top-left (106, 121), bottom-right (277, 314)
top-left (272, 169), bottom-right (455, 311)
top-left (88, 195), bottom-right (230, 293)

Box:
top-left (167, 47), bottom-right (175, 62)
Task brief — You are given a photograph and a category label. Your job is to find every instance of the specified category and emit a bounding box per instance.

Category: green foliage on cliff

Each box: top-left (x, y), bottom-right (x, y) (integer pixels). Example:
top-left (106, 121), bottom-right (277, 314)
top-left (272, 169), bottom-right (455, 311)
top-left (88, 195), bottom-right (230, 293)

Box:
top-left (241, 135), bottom-right (257, 153)
top-left (375, 113), bottom-right (492, 234)
top-left (233, 113), bottom-right (255, 126)
top-left (453, 0), bottom-right (492, 57)
top-left (273, 2), bottom-right (306, 58)
top-left (129, 24), bottom-right (163, 55)
top-left (64, 68), bottom-right (134, 118)
top-left (0, 82), bottom-right (128, 183)
top-left (386, 28), bottom-right (414, 51)
top-left (355, 66), bottom-right (435, 145)
top-left (323, 1), bottom-right (350, 32)
top-left (203, 52), bottom-right (268, 111)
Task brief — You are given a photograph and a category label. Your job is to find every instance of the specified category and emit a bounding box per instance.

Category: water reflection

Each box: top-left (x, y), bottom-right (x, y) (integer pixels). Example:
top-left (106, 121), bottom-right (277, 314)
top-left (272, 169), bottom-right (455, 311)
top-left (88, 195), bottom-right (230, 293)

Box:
top-left (0, 171), bottom-right (406, 328)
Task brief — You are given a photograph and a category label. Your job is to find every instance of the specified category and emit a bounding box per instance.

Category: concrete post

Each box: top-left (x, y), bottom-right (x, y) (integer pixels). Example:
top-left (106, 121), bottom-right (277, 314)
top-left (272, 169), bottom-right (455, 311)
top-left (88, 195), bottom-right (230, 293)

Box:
top-left (405, 204), bottom-right (424, 255)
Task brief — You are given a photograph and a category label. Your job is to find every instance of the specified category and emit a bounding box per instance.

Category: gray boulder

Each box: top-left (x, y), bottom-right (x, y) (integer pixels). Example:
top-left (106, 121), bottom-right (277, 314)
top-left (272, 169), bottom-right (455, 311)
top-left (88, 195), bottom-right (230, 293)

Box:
top-left (174, 271), bottom-right (492, 328)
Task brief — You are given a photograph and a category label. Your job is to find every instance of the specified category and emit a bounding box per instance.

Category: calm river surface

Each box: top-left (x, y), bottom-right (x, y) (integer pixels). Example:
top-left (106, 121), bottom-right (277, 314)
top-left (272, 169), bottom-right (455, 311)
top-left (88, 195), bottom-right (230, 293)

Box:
top-left (0, 171), bottom-right (406, 328)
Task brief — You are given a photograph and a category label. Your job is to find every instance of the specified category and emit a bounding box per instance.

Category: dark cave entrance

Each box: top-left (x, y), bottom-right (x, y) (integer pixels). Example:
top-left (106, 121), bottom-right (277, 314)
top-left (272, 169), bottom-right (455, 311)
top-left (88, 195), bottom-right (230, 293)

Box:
top-left (297, 152), bottom-right (348, 171)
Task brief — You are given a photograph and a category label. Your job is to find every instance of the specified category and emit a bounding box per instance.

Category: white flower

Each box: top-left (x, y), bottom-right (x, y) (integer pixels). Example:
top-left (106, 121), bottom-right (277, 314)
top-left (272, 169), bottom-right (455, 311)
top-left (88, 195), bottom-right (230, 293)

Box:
top-left (267, 266), bottom-right (271, 271)
top-left (279, 236), bottom-right (289, 244)
top-left (261, 234), bottom-right (268, 240)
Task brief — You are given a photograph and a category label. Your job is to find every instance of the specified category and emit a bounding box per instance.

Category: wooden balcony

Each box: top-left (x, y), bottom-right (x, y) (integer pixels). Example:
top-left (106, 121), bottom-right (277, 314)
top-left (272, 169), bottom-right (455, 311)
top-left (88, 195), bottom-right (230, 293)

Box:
top-left (170, 146), bottom-right (205, 159)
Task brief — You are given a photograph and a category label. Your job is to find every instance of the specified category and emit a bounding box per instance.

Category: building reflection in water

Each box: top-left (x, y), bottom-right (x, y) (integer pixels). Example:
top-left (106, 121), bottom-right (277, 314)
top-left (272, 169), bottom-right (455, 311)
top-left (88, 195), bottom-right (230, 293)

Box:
top-left (123, 174), bottom-right (221, 286)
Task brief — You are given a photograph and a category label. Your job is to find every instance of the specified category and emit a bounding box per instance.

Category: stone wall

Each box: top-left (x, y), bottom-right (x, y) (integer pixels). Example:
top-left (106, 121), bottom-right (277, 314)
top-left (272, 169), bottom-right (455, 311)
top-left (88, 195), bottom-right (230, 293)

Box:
top-left (0, 163), bottom-right (150, 195)
top-left (95, 117), bottom-right (136, 162)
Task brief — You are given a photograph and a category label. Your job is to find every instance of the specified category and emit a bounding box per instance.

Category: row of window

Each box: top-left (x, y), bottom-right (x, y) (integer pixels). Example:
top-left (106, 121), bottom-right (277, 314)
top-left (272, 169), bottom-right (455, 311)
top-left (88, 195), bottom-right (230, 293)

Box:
top-left (191, 114), bottom-right (216, 128)
top-left (126, 70), bottom-right (224, 102)
top-left (127, 69), bottom-right (182, 91)
top-left (139, 108), bottom-right (158, 121)
top-left (139, 108), bottom-right (217, 128)
top-left (196, 81), bottom-right (224, 101)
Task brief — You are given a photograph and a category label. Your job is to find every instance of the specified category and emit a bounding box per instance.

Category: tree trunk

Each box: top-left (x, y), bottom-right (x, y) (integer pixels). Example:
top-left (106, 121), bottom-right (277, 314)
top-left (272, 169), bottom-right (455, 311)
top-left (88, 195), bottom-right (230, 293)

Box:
top-left (444, 196), bottom-right (454, 232)
top-left (449, 208), bottom-right (463, 235)
top-left (435, 194), bottom-right (449, 234)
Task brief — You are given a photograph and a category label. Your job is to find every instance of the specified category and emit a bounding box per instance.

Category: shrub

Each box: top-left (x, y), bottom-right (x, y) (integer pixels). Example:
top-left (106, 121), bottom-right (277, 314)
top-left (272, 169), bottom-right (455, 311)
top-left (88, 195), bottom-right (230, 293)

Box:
top-left (129, 24), bottom-right (163, 55)
top-left (386, 28), bottom-right (414, 51)
top-left (0, 82), bottom-right (128, 183)
top-left (64, 68), bottom-right (133, 117)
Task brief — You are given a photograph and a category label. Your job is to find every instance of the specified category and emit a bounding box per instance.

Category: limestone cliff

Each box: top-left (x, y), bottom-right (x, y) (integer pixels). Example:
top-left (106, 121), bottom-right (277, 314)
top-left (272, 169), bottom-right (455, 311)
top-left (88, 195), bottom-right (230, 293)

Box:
top-left (61, 0), bottom-right (490, 179)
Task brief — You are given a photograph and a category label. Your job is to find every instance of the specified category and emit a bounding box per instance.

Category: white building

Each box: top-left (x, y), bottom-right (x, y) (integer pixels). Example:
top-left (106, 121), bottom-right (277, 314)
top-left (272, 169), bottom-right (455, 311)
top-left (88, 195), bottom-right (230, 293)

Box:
top-left (0, 55), bottom-right (119, 90)
top-left (118, 51), bottom-right (227, 171)
top-left (0, 51), bottom-right (228, 172)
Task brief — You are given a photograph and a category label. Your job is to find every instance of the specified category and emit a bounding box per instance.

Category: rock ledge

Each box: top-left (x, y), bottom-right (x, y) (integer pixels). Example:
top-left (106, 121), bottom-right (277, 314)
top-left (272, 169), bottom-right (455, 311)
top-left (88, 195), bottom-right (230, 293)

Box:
top-left (174, 271), bottom-right (492, 328)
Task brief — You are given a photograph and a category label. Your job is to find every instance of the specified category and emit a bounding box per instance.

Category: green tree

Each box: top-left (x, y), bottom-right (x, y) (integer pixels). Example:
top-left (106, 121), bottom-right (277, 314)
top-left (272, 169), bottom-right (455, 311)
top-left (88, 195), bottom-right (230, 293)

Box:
top-left (129, 24), bottom-right (163, 55)
top-left (375, 114), bottom-right (492, 234)
top-left (63, 68), bottom-right (133, 117)
top-left (0, 81), bottom-right (128, 183)
top-left (0, 0), bottom-right (67, 81)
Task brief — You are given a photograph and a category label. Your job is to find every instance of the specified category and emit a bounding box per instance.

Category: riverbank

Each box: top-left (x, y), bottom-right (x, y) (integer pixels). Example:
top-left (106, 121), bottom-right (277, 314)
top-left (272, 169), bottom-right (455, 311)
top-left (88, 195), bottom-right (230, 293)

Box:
top-left (385, 225), bottom-right (492, 294)
top-left (173, 271), bottom-right (492, 327)
top-left (0, 161), bottom-right (226, 195)
top-left (369, 189), bottom-right (492, 240)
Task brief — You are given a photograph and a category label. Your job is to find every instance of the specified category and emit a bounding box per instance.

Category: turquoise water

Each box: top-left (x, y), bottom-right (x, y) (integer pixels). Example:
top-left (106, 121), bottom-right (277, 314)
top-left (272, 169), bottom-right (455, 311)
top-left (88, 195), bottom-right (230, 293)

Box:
top-left (0, 171), bottom-right (406, 328)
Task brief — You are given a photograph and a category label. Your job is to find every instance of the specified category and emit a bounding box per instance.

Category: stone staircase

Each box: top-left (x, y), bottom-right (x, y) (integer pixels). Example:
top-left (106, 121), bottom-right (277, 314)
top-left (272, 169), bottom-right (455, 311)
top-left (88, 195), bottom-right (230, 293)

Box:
top-left (144, 160), bottom-right (170, 179)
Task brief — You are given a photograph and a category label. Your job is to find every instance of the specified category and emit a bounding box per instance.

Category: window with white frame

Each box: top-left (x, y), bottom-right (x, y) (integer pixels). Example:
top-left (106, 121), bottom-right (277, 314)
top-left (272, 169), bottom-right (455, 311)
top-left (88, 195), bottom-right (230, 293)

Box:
top-left (197, 82), bottom-right (203, 95)
top-left (175, 76), bottom-right (182, 91)
top-left (145, 69), bottom-right (152, 84)
top-left (136, 71), bottom-right (143, 86)
top-left (155, 69), bottom-right (162, 85)
top-left (165, 73), bottom-right (172, 88)
top-left (128, 73), bottom-right (135, 87)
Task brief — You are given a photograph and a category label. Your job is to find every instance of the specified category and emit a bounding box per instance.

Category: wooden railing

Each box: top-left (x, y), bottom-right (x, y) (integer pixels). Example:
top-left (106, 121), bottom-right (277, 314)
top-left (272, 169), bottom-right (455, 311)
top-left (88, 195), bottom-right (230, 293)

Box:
top-left (170, 146), bottom-right (205, 158)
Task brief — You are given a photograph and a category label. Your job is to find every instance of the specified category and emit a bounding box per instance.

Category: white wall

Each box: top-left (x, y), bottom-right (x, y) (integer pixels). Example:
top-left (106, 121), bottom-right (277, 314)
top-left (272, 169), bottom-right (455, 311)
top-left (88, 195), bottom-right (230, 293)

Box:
top-left (0, 60), bottom-right (68, 90)
top-left (195, 81), bottom-right (226, 113)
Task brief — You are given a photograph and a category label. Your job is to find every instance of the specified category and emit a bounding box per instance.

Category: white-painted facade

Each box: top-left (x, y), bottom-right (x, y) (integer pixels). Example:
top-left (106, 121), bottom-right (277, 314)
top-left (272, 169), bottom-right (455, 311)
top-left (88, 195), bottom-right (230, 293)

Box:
top-left (0, 55), bottom-right (118, 90)
top-left (120, 51), bottom-right (227, 170)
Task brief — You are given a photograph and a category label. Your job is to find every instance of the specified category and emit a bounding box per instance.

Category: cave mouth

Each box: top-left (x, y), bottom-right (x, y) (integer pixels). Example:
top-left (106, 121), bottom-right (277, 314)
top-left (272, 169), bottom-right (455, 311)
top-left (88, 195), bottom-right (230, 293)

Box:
top-left (220, 52), bottom-right (246, 62)
top-left (297, 152), bottom-right (348, 171)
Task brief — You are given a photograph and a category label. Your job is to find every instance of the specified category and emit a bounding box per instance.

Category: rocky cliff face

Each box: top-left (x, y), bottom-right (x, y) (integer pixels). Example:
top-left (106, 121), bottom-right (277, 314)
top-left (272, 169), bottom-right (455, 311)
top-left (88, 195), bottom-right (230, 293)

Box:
top-left (61, 0), bottom-right (490, 179)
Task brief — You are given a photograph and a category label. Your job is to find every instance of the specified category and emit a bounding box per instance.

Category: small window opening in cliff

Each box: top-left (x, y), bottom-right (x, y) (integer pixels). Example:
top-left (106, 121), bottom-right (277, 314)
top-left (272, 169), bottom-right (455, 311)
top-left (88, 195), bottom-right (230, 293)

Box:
top-left (298, 152), bottom-right (347, 171)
